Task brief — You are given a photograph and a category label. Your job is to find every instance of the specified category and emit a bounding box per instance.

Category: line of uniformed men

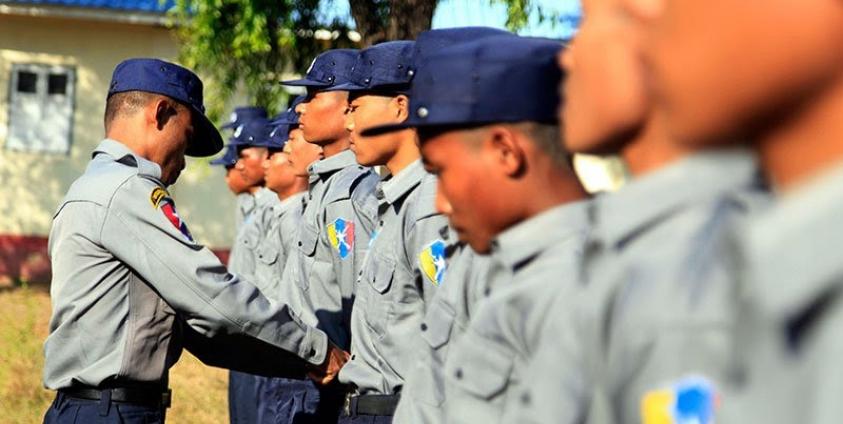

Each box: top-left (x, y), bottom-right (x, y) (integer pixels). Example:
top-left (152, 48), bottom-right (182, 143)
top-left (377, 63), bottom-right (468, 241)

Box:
top-left (44, 1), bottom-right (843, 422)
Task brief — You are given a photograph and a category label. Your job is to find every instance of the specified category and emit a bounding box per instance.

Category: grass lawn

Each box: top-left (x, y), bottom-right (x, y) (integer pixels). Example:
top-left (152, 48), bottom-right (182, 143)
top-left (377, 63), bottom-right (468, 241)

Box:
top-left (0, 283), bottom-right (229, 423)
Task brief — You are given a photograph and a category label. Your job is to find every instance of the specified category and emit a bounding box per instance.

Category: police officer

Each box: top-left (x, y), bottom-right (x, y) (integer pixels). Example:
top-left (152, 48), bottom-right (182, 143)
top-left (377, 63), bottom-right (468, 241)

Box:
top-left (219, 106), bottom-right (269, 228)
top-left (625, 1), bottom-right (843, 423)
top-left (254, 98), bottom-right (342, 424)
top-left (226, 115), bottom-right (285, 424)
top-left (349, 27), bottom-right (511, 424)
top-left (273, 49), bottom-right (380, 421)
top-left (364, 35), bottom-right (590, 424)
top-left (330, 40), bottom-right (451, 423)
top-left (508, 1), bottom-right (768, 422)
top-left (42, 58), bottom-right (348, 424)
top-left (210, 142), bottom-right (255, 232)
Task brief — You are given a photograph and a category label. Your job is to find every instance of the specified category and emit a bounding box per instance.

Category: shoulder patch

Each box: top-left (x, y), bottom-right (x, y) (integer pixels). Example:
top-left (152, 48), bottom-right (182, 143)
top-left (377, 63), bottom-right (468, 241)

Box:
top-left (641, 376), bottom-right (717, 424)
top-left (152, 189), bottom-right (193, 242)
top-left (327, 217), bottom-right (355, 260)
top-left (419, 239), bottom-right (447, 286)
top-left (150, 187), bottom-right (169, 208)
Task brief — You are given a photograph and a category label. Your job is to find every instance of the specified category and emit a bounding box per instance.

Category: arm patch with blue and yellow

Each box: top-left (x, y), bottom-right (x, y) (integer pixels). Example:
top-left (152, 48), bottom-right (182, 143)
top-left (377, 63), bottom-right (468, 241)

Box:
top-left (641, 376), bottom-right (718, 424)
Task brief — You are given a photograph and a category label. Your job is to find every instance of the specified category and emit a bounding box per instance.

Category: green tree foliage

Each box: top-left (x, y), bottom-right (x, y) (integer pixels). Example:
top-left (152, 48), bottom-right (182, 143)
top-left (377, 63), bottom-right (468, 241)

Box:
top-left (169, 0), bottom-right (547, 120)
top-left (170, 0), bottom-right (357, 118)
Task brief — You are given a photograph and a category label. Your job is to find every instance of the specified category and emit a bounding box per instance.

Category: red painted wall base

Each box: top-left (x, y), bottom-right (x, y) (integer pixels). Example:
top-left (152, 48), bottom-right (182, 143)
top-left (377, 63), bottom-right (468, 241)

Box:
top-left (0, 234), bottom-right (230, 285)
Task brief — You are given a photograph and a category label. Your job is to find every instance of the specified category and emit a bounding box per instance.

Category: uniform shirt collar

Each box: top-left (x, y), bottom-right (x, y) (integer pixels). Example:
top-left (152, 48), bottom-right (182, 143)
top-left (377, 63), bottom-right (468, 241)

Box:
top-left (594, 148), bottom-right (758, 250)
top-left (378, 160), bottom-right (426, 206)
top-left (275, 191), bottom-right (306, 218)
top-left (747, 161), bottom-right (843, 321)
top-left (237, 192), bottom-right (256, 216)
top-left (93, 139), bottom-right (162, 180)
top-left (254, 186), bottom-right (277, 208)
top-left (489, 200), bottom-right (590, 271)
top-left (309, 149), bottom-right (359, 179)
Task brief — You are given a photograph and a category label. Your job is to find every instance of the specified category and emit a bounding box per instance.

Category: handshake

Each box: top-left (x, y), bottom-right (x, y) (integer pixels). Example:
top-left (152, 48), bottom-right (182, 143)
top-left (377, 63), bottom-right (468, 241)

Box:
top-left (307, 343), bottom-right (351, 385)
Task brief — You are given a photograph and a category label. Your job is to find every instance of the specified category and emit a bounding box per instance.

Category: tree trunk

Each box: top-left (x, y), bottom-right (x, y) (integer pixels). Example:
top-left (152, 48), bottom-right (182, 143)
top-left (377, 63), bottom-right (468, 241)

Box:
top-left (386, 0), bottom-right (437, 41)
top-left (349, 0), bottom-right (438, 46)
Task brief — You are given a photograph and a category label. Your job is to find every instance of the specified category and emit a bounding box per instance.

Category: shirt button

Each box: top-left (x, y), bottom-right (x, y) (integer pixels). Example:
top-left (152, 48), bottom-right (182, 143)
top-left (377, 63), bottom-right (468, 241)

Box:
top-left (309, 348), bottom-right (316, 357)
top-left (455, 369), bottom-right (463, 380)
top-left (420, 323), bottom-right (428, 332)
top-left (484, 288), bottom-right (491, 297)
top-left (298, 241), bottom-right (303, 247)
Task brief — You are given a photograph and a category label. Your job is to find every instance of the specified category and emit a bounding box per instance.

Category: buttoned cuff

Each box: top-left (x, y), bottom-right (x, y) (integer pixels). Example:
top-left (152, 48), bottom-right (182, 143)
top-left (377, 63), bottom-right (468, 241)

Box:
top-left (301, 325), bottom-right (328, 366)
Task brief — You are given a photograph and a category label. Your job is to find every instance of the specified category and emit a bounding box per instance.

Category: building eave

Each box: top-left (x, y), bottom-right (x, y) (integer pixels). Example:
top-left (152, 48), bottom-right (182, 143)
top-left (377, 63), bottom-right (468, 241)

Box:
top-left (0, 3), bottom-right (172, 27)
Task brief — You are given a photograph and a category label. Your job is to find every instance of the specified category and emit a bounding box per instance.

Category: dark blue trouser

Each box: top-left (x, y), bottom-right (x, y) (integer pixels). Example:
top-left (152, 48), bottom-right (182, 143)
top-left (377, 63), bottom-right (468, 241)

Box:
top-left (43, 392), bottom-right (165, 424)
top-left (229, 370), bottom-right (265, 424)
top-left (255, 377), bottom-right (344, 424)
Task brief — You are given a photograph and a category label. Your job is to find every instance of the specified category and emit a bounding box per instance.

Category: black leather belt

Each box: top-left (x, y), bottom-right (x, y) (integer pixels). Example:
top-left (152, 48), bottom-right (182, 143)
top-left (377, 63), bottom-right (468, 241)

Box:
top-left (342, 393), bottom-right (400, 417)
top-left (60, 386), bottom-right (172, 408)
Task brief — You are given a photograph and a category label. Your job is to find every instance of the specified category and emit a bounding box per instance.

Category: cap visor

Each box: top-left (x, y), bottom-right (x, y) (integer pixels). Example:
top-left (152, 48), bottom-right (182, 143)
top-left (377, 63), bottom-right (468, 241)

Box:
top-left (279, 78), bottom-right (331, 87)
top-left (268, 116), bottom-right (298, 126)
top-left (359, 121), bottom-right (416, 137)
top-left (186, 109), bottom-right (224, 157)
top-left (323, 82), bottom-right (364, 92)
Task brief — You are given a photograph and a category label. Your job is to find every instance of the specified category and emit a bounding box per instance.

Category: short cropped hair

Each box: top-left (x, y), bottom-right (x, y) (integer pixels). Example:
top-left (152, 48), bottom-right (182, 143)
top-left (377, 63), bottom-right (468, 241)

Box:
top-left (511, 122), bottom-right (570, 169)
top-left (104, 91), bottom-right (185, 132)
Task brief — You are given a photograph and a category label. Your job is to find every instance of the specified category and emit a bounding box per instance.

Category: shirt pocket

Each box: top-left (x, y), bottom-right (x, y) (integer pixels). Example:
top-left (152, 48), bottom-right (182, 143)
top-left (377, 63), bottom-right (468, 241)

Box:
top-left (446, 333), bottom-right (514, 403)
top-left (421, 297), bottom-right (456, 351)
top-left (362, 256), bottom-right (397, 339)
top-left (296, 224), bottom-right (319, 291)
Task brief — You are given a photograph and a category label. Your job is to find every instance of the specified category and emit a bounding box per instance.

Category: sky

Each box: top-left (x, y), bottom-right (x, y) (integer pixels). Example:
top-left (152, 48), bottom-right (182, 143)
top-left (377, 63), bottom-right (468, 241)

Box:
top-left (318, 0), bottom-right (581, 40)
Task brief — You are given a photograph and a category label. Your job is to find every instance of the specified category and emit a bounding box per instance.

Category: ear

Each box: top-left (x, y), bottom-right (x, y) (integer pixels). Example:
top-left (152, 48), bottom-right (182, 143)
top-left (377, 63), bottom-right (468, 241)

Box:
top-left (485, 125), bottom-right (526, 177)
top-left (392, 95), bottom-right (410, 122)
top-left (152, 98), bottom-right (178, 131)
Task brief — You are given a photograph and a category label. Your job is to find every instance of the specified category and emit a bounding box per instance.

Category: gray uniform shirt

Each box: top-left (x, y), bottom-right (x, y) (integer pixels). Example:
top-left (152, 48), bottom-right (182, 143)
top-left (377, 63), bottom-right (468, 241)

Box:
top-left (722, 162), bottom-right (843, 424)
top-left (394, 244), bottom-right (495, 424)
top-left (235, 192), bottom-right (256, 233)
top-left (43, 140), bottom-right (327, 389)
top-left (229, 187), bottom-right (278, 278)
top-left (339, 160), bottom-right (451, 395)
top-left (279, 150), bottom-right (378, 350)
top-left (252, 192), bottom-right (305, 302)
top-left (511, 149), bottom-right (766, 424)
top-left (442, 200), bottom-right (590, 424)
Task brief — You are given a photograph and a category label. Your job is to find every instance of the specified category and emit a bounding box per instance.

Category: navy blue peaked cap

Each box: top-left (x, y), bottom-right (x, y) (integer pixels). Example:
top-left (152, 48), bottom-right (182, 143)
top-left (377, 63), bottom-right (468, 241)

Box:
top-left (210, 144), bottom-right (239, 168)
top-left (267, 121), bottom-right (291, 151)
top-left (222, 106), bottom-right (268, 130)
top-left (232, 117), bottom-right (272, 148)
top-left (280, 49), bottom-right (358, 89)
top-left (269, 95), bottom-right (306, 126)
top-left (411, 27), bottom-right (512, 72)
top-left (330, 41), bottom-right (416, 93)
top-left (362, 36), bottom-right (564, 135)
top-left (108, 58), bottom-right (223, 157)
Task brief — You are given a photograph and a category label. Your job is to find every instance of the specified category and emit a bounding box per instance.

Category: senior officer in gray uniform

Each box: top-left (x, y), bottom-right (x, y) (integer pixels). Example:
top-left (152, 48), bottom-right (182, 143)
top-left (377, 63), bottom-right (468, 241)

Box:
top-left (383, 35), bottom-right (590, 424)
top-left (332, 40), bottom-right (452, 423)
top-left (506, 2), bottom-right (768, 422)
top-left (42, 58), bottom-right (347, 424)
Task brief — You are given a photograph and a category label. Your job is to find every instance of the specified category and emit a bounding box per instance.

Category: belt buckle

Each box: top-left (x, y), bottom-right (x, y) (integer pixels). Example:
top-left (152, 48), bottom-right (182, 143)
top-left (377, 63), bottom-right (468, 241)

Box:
top-left (342, 392), bottom-right (353, 416)
top-left (161, 389), bottom-right (172, 409)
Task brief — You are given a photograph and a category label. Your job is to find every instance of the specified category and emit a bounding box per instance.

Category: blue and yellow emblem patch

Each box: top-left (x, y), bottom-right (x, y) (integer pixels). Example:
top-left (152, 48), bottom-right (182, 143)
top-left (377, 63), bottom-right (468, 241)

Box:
top-left (327, 218), bottom-right (355, 260)
top-left (641, 376), bottom-right (718, 424)
top-left (419, 239), bottom-right (447, 286)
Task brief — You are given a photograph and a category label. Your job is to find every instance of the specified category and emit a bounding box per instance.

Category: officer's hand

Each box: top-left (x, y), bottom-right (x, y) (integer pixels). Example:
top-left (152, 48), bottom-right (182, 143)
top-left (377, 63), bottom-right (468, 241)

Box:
top-left (307, 343), bottom-right (350, 385)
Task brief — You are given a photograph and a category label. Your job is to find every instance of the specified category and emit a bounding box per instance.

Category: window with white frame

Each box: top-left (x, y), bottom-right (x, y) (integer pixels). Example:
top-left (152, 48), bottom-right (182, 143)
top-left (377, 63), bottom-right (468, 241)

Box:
top-left (6, 63), bottom-right (76, 154)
